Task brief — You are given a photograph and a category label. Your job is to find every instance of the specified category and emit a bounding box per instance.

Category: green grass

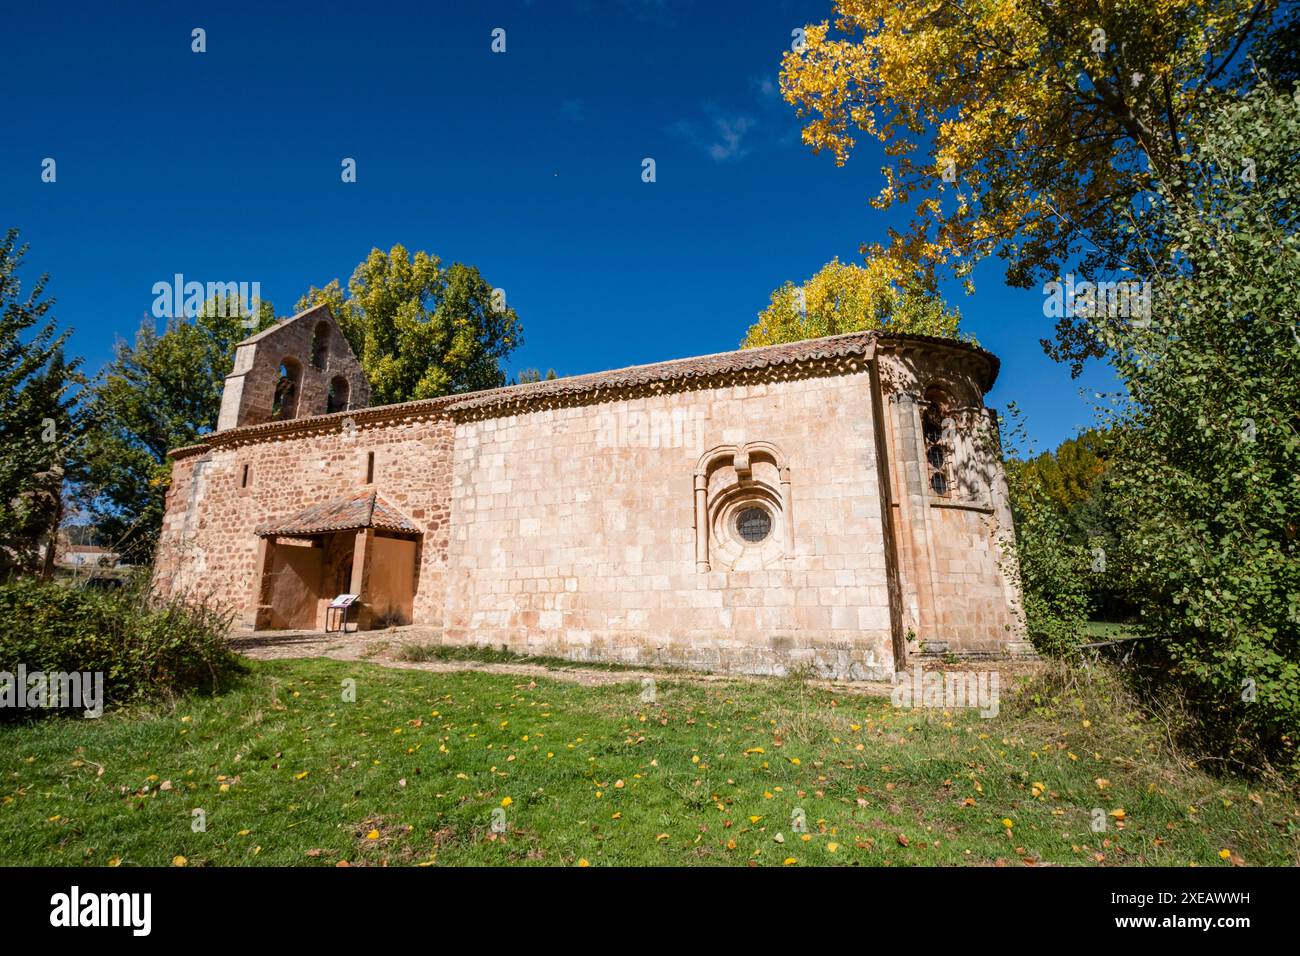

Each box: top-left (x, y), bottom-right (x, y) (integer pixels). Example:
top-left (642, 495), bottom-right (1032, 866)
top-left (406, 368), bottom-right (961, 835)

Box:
top-left (1082, 621), bottom-right (1141, 642)
top-left (1, 657), bottom-right (1296, 867)
top-left (393, 641), bottom-right (671, 673)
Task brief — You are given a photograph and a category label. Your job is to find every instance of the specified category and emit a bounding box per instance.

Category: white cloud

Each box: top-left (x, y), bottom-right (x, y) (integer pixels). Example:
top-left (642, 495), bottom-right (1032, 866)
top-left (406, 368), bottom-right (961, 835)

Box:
top-left (670, 106), bottom-right (758, 163)
top-left (707, 114), bottom-right (756, 162)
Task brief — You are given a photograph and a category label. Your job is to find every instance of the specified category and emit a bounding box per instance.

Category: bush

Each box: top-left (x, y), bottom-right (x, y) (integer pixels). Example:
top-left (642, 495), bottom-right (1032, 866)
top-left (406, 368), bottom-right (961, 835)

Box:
top-left (1094, 82), bottom-right (1300, 777)
top-left (999, 404), bottom-right (1093, 657)
top-left (0, 576), bottom-right (244, 716)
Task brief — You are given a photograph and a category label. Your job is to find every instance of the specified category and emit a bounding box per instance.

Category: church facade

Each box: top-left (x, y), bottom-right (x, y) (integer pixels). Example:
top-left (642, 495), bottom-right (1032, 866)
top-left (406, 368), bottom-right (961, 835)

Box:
top-left (153, 303), bottom-right (1025, 679)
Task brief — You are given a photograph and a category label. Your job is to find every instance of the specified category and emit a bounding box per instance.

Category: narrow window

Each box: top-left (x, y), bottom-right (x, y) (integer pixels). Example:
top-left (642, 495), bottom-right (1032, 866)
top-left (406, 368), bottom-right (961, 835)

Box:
top-left (272, 358), bottom-right (302, 421)
top-left (922, 388), bottom-right (953, 497)
top-left (311, 321), bottom-right (330, 370)
top-left (241, 463), bottom-right (250, 488)
top-left (366, 451), bottom-right (375, 484)
top-left (327, 375), bottom-right (349, 414)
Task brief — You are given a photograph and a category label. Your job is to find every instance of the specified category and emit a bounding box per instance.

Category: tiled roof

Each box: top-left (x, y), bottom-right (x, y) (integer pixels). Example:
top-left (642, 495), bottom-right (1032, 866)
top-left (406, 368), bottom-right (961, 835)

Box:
top-left (256, 490), bottom-right (419, 537)
top-left (443, 330), bottom-right (996, 419)
top-left (170, 329), bottom-right (998, 457)
top-left (445, 330), bottom-right (884, 415)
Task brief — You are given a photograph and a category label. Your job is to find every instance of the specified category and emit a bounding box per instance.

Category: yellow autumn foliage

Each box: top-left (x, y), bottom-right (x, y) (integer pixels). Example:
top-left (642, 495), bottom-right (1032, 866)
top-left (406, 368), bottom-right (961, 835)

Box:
top-left (780, 1), bottom-right (1272, 289)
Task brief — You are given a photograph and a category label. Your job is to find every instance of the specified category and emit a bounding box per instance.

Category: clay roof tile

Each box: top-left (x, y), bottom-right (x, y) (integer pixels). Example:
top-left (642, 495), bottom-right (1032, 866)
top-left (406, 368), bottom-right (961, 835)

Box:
top-left (256, 490), bottom-right (418, 537)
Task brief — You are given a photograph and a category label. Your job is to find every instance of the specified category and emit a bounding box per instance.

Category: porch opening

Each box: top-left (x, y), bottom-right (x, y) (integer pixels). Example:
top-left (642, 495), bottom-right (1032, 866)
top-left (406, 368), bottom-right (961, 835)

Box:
top-left (251, 490), bottom-right (420, 631)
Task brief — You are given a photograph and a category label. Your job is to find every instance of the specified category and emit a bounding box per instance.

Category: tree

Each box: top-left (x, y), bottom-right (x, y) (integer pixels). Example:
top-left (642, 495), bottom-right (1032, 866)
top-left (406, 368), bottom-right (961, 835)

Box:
top-left (1014, 429), bottom-right (1110, 516)
top-left (780, 1), bottom-right (1284, 371)
top-left (0, 230), bottom-right (81, 577)
top-left (297, 245), bottom-right (522, 406)
top-left (76, 297), bottom-right (275, 564)
top-left (1000, 405), bottom-right (1094, 656)
top-left (1253, 4), bottom-right (1300, 85)
top-left (1009, 428), bottom-right (1135, 621)
top-left (515, 368), bottom-right (557, 384)
top-left (1097, 80), bottom-right (1299, 773)
top-left (741, 257), bottom-right (963, 348)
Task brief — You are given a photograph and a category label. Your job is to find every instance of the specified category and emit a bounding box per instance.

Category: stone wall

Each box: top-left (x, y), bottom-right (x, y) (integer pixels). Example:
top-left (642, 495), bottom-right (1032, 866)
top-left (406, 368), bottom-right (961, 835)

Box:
top-left (923, 505), bottom-right (1019, 653)
top-left (217, 304), bottom-right (370, 431)
top-left (156, 414), bottom-right (454, 627)
top-left (875, 345), bottom-right (1023, 657)
top-left (155, 329), bottom-right (1026, 678)
top-left (442, 371), bottom-right (896, 678)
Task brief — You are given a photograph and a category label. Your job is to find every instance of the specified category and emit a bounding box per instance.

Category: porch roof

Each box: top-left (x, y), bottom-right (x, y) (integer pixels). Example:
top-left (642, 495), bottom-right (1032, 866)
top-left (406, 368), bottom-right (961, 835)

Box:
top-left (256, 490), bottom-right (419, 538)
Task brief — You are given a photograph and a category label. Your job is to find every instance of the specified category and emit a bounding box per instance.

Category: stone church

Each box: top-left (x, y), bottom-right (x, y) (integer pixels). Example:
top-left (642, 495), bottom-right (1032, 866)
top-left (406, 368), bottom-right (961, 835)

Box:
top-left (153, 303), bottom-right (1024, 679)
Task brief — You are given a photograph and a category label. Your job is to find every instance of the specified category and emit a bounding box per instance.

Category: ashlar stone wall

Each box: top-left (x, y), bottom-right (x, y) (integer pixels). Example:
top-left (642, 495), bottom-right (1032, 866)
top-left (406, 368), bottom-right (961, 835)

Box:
top-left (156, 413), bottom-right (453, 627)
top-left (443, 371), bottom-right (896, 678)
top-left (155, 329), bottom-right (1026, 679)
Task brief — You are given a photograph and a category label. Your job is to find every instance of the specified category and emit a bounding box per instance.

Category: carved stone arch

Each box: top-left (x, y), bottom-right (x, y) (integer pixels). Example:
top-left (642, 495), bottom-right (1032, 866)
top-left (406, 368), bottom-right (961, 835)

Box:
top-left (695, 443), bottom-right (740, 480)
top-left (738, 439), bottom-right (789, 477)
top-left (693, 440), bottom-right (788, 479)
top-left (708, 482), bottom-right (787, 571)
top-left (919, 376), bottom-right (960, 408)
top-left (327, 375), bottom-right (350, 414)
top-left (693, 440), bottom-right (792, 572)
top-left (920, 380), bottom-right (987, 502)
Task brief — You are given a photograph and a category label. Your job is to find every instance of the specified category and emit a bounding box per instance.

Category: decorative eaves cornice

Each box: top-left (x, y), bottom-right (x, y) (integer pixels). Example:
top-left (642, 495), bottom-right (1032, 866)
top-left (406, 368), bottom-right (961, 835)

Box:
top-left (167, 330), bottom-right (998, 459)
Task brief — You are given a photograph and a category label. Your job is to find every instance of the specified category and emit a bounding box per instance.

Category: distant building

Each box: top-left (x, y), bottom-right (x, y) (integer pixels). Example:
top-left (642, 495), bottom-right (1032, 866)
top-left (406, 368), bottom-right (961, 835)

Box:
top-left (58, 544), bottom-right (119, 569)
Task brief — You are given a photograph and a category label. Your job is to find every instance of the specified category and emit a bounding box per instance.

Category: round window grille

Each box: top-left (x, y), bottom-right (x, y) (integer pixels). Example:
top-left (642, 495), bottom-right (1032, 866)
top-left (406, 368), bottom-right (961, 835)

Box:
top-left (736, 507), bottom-right (772, 543)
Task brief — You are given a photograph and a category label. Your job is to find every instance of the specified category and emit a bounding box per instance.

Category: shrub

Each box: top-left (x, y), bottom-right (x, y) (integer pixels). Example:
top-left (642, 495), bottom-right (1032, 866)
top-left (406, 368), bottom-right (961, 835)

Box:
top-left (0, 576), bottom-right (244, 717)
top-left (1094, 81), bottom-right (1300, 777)
top-left (999, 404), bottom-right (1093, 657)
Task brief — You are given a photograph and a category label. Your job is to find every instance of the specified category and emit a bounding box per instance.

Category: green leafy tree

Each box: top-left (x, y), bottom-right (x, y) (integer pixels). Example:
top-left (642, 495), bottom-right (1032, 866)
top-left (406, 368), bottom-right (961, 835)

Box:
top-left (297, 245), bottom-right (522, 405)
top-left (1011, 428), bottom-right (1135, 621)
top-left (1015, 429), bottom-right (1110, 515)
top-left (742, 257), bottom-right (963, 348)
top-left (77, 297), bottom-right (274, 563)
top-left (1098, 80), bottom-right (1300, 773)
top-left (1000, 404), bottom-right (1094, 656)
top-left (515, 368), bottom-right (557, 384)
top-left (0, 230), bottom-right (81, 577)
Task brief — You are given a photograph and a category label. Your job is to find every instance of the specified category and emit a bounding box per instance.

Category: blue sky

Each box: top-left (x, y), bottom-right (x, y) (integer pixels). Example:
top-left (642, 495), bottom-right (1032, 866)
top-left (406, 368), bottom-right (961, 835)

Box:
top-left (1, 0), bottom-right (1114, 450)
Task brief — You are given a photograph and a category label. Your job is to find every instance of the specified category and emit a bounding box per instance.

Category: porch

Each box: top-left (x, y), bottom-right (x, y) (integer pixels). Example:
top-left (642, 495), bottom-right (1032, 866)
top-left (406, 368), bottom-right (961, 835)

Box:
top-left (249, 490), bottom-right (421, 632)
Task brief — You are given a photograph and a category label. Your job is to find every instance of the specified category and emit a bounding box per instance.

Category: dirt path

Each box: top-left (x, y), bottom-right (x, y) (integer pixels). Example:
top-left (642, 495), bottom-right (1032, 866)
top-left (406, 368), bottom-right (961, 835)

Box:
top-left (227, 627), bottom-right (912, 697)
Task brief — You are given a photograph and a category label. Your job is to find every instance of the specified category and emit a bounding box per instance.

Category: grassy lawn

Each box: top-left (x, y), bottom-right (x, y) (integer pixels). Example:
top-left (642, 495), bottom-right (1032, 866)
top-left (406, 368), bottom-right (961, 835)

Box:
top-left (1, 657), bottom-right (1296, 867)
top-left (1082, 621), bottom-right (1142, 642)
